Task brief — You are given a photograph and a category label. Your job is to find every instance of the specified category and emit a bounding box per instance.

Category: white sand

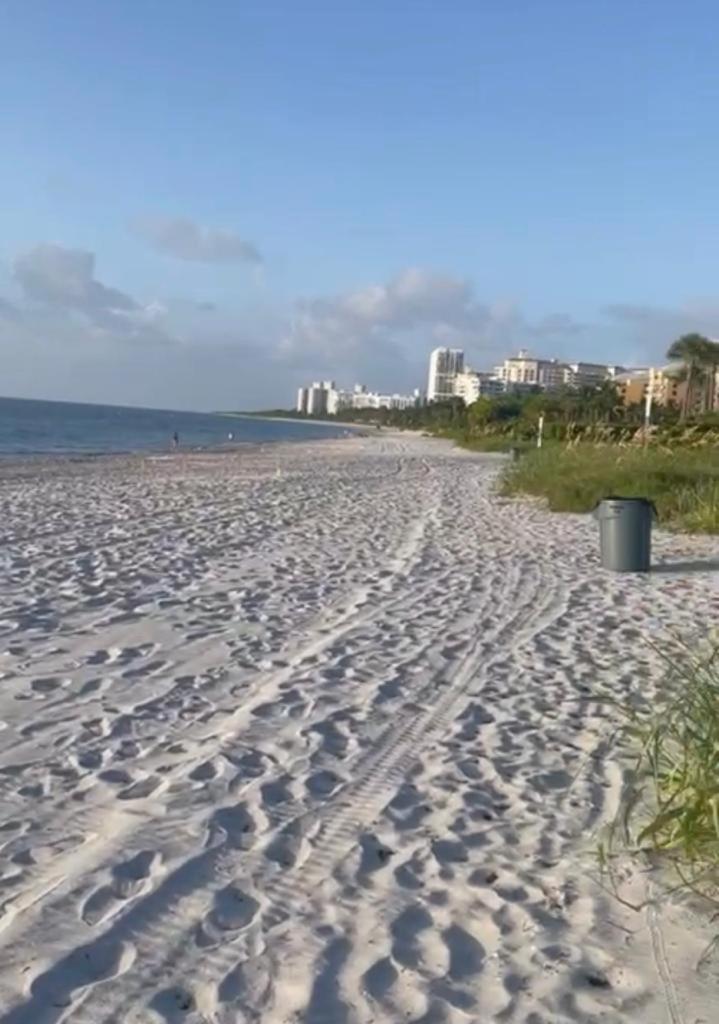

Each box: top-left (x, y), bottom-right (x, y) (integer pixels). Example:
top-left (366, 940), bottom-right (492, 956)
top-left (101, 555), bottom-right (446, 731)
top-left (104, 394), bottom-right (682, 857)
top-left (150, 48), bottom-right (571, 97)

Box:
top-left (0, 434), bottom-right (718, 1024)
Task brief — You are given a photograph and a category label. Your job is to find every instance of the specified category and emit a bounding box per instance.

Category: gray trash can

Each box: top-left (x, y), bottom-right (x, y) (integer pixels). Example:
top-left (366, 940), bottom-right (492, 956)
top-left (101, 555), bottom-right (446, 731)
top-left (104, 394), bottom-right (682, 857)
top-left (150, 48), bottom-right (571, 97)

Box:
top-left (510, 446), bottom-right (522, 462)
top-left (594, 497), bottom-right (655, 572)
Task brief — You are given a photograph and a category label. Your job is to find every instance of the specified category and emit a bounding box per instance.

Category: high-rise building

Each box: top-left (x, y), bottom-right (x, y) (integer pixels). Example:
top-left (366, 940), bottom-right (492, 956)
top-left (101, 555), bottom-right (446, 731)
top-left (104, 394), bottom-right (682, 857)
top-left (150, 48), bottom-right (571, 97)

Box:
top-left (307, 381), bottom-right (330, 416)
top-left (296, 387), bottom-right (309, 414)
top-left (427, 348), bottom-right (464, 402)
top-left (327, 387), bottom-right (354, 415)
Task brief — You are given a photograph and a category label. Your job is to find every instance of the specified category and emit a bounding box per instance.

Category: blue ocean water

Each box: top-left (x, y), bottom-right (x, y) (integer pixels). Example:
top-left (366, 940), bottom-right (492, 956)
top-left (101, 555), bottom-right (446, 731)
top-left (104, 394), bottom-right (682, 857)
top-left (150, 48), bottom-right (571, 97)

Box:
top-left (0, 396), bottom-right (348, 456)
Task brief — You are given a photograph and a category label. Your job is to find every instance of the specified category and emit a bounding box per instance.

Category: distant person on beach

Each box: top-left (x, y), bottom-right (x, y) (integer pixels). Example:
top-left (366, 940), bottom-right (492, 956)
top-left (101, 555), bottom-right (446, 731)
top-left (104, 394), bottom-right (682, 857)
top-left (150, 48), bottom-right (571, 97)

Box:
top-left (172, 431), bottom-right (179, 449)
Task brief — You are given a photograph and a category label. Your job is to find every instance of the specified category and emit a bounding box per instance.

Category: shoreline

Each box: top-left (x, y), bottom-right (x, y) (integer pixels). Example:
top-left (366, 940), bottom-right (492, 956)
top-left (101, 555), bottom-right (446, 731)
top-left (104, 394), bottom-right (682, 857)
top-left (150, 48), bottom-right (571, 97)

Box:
top-left (0, 430), bottom-right (358, 465)
top-left (218, 410), bottom-right (370, 429)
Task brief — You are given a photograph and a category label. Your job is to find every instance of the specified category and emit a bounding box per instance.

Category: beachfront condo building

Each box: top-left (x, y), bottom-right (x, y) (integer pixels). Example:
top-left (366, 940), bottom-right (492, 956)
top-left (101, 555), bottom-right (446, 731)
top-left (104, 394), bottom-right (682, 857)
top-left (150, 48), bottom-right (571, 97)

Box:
top-left (327, 383), bottom-right (422, 414)
top-left (563, 362), bottom-right (618, 388)
top-left (297, 380), bottom-right (422, 415)
top-left (613, 364), bottom-right (719, 412)
top-left (614, 365), bottom-right (688, 409)
top-left (493, 350), bottom-right (565, 391)
top-left (306, 381), bottom-right (334, 416)
top-left (452, 370), bottom-right (504, 404)
top-left (492, 352), bottom-right (623, 395)
top-left (428, 348), bottom-right (464, 402)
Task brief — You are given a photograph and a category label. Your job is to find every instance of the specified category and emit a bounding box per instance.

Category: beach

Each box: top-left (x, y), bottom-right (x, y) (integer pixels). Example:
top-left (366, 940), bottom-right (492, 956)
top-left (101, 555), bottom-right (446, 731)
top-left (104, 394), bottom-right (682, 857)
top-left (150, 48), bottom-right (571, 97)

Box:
top-left (0, 433), bottom-right (718, 1023)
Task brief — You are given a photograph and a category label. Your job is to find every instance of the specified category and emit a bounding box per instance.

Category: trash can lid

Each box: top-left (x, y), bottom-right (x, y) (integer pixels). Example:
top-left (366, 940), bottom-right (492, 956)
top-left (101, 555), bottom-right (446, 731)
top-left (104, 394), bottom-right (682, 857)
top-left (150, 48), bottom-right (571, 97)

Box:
top-left (593, 495), bottom-right (657, 517)
top-left (603, 494), bottom-right (651, 500)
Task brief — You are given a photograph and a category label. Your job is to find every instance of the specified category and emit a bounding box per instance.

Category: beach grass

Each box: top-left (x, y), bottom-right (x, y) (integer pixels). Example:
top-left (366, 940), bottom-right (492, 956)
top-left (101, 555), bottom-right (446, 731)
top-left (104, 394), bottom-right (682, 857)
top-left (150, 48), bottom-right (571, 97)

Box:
top-left (449, 434), bottom-right (531, 453)
top-left (500, 444), bottom-right (719, 533)
top-left (602, 639), bottom-right (719, 903)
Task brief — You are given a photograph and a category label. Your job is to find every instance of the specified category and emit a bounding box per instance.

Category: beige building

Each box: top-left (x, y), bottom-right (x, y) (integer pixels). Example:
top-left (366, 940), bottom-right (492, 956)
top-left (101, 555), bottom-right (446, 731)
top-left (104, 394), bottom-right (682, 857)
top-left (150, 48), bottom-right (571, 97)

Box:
top-left (494, 352), bottom-right (620, 393)
top-left (614, 365), bottom-right (689, 409)
top-left (452, 370), bottom-right (504, 404)
top-left (493, 351), bottom-right (566, 391)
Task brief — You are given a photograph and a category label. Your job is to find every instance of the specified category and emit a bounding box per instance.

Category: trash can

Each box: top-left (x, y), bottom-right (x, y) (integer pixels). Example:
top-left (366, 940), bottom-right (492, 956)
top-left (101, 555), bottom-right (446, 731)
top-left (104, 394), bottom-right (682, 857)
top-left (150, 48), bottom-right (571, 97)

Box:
top-left (510, 446), bottom-right (523, 462)
top-left (594, 497), bottom-right (655, 572)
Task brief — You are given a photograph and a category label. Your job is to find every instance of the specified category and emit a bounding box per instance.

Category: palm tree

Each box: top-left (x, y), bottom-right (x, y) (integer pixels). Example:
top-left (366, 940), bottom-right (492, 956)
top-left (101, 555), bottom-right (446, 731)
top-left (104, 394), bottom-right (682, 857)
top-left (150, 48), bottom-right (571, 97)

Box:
top-left (666, 334), bottom-right (715, 420)
top-left (700, 338), bottom-right (719, 413)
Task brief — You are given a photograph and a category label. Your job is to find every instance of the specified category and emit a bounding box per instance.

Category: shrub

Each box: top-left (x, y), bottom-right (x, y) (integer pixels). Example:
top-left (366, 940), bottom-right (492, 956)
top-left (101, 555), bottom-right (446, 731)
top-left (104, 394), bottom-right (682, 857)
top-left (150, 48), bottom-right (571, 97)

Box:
top-left (603, 639), bottom-right (719, 903)
top-left (501, 445), bottom-right (719, 533)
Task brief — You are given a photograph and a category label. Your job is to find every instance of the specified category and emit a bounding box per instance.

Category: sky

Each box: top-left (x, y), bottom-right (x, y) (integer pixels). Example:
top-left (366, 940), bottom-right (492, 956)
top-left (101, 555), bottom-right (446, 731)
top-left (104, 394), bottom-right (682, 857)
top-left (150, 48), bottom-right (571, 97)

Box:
top-left (2, 0), bottom-right (719, 411)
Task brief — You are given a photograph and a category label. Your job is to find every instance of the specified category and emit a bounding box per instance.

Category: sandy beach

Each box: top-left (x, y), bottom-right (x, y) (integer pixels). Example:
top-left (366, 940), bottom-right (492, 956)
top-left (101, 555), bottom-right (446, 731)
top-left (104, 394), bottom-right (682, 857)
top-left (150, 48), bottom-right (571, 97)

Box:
top-left (0, 433), bottom-right (717, 1024)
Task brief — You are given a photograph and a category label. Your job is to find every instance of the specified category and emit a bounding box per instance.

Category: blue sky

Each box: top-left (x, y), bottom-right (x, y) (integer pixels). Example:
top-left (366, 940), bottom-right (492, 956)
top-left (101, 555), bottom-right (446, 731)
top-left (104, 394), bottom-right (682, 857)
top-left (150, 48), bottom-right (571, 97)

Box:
top-left (1, 0), bottom-right (718, 409)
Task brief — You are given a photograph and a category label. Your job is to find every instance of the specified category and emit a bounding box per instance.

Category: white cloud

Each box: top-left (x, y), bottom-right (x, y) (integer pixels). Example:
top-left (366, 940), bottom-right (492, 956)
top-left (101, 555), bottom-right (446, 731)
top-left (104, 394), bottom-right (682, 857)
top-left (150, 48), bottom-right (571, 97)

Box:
top-left (10, 243), bottom-right (173, 346)
top-left (277, 268), bottom-right (578, 386)
top-left (280, 268), bottom-right (489, 364)
top-left (14, 244), bottom-right (136, 316)
top-left (133, 216), bottom-right (261, 265)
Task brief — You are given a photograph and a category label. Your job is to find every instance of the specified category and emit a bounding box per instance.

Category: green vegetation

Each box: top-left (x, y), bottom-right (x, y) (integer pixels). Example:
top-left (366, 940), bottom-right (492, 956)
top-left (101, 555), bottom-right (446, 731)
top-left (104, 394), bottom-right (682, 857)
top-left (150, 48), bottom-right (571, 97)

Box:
top-left (501, 446), bottom-right (719, 533)
top-left (667, 333), bottom-right (719, 419)
top-left (602, 640), bottom-right (719, 904)
top-left (240, 333), bottom-right (719, 449)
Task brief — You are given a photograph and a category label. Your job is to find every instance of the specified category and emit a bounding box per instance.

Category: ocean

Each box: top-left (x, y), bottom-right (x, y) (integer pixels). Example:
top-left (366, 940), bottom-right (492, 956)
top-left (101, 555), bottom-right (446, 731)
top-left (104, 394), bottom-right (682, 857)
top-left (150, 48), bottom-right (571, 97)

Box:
top-left (0, 396), bottom-right (348, 456)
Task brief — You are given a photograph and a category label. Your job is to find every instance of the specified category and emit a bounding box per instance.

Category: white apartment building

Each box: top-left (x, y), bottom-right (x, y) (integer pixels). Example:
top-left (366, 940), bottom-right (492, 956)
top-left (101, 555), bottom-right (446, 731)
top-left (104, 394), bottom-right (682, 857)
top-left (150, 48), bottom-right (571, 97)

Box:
top-left (494, 351), bottom-right (565, 390)
top-left (326, 388), bottom-right (350, 415)
top-left (340, 385), bottom-right (421, 411)
top-left (428, 347), bottom-right (464, 402)
top-left (562, 362), bottom-right (618, 388)
top-left (494, 352), bottom-right (618, 393)
top-left (300, 381), bottom-right (422, 415)
top-left (306, 380), bottom-right (334, 416)
top-left (452, 370), bottom-right (504, 404)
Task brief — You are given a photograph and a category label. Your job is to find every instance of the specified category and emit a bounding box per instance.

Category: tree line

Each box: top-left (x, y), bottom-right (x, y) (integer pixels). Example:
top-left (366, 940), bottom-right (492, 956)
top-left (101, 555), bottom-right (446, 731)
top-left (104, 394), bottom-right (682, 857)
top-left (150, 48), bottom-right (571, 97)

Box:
top-left (667, 333), bottom-right (719, 419)
top-left (329, 333), bottom-right (719, 433)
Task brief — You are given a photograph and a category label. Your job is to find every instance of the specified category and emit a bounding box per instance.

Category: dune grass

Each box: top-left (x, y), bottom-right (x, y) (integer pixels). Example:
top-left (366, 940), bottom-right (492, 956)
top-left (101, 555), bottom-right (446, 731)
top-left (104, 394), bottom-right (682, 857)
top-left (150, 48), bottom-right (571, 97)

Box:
top-left (501, 444), bottom-right (719, 533)
top-left (601, 640), bottom-right (719, 904)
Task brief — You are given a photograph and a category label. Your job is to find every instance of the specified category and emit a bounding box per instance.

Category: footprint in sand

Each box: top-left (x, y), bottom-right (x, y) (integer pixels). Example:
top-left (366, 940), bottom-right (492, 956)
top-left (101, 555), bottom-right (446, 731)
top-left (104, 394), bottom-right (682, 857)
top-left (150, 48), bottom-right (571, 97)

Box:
top-left (356, 832), bottom-right (395, 877)
top-left (305, 769), bottom-right (344, 800)
top-left (188, 758), bottom-right (224, 783)
top-left (82, 849), bottom-right (163, 925)
top-left (150, 985), bottom-right (197, 1020)
top-left (225, 747), bottom-right (273, 786)
top-left (207, 801), bottom-right (259, 849)
top-left (305, 716), bottom-right (354, 760)
top-left (260, 776), bottom-right (295, 811)
top-left (117, 775), bottom-right (167, 800)
top-left (363, 956), bottom-right (398, 1002)
top-left (76, 676), bottom-right (113, 698)
top-left (196, 884), bottom-right (259, 947)
top-left (384, 782), bottom-right (431, 831)
top-left (30, 676), bottom-right (67, 696)
top-left (390, 903), bottom-right (434, 968)
top-left (27, 936), bottom-right (136, 1009)
top-left (442, 923), bottom-right (485, 981)
top-left (263, 817), bottom-right (318, 869)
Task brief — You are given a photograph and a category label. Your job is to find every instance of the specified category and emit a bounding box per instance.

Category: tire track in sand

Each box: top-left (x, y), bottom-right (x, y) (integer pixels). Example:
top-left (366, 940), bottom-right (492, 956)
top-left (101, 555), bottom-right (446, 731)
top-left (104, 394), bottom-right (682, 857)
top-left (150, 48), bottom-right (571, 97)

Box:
top-left (0, 480), bottom-right (445, 1020)
top-left (59, 555), bottom-right (566, 1024)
